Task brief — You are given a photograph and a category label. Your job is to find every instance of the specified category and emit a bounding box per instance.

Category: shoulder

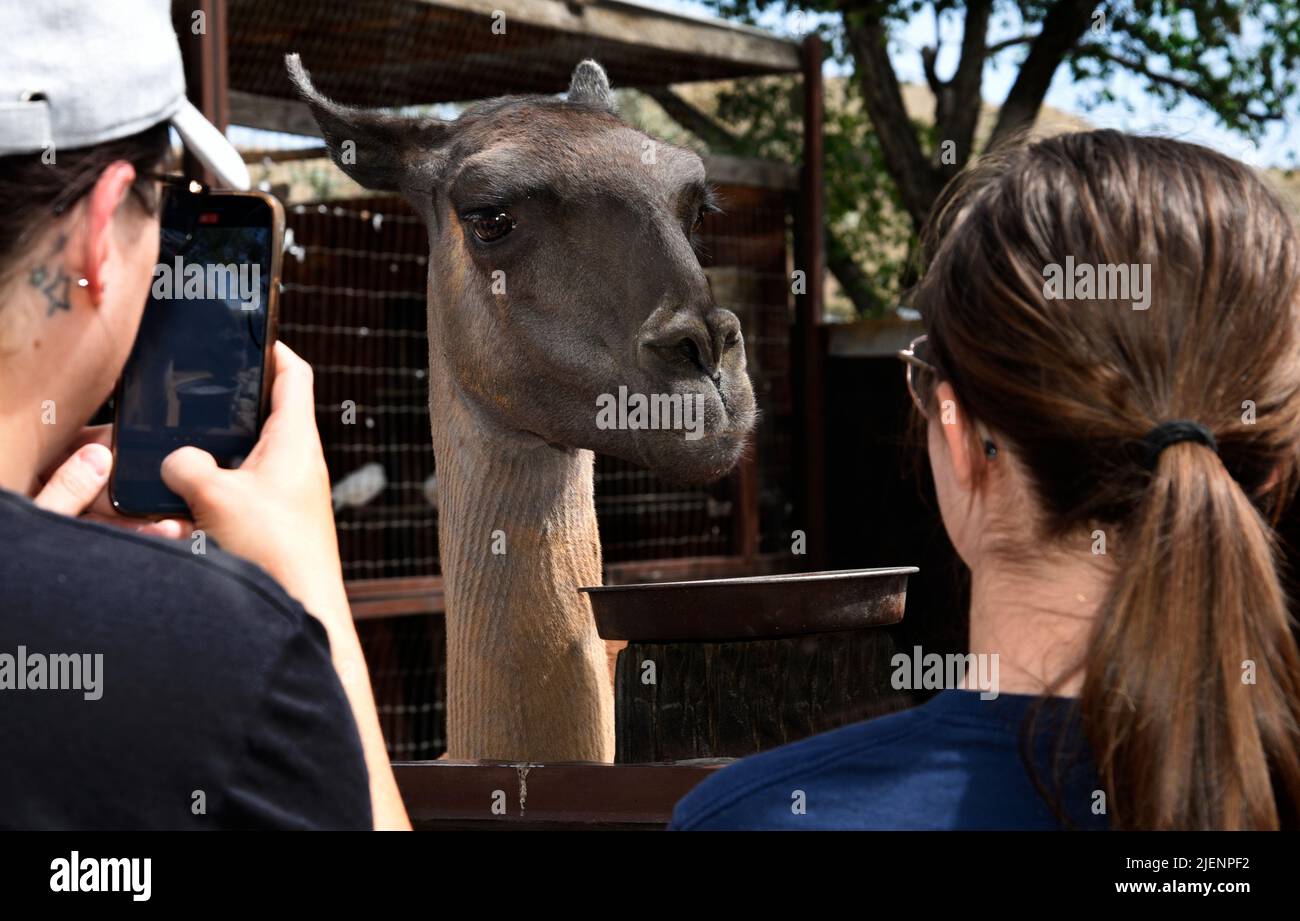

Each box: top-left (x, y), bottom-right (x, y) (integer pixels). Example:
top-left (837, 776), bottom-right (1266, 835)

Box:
top-left (670, 699), bottom-right (945, 831)
top-left (0, 490), bottom-right (370, 828)
top-left (670, 690), bottom-right (1104, 831)
top-left (0, 488), bottom-right (311, 657)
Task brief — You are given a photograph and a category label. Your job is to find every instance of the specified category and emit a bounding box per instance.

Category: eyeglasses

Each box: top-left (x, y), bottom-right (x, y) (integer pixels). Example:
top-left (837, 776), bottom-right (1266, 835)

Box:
top-left (51, 170), bottom-right (205, 217)
top-left (897, 334), bottom-right (1001, 458)
top-left (897, 334), bottom-right (939, 418)
top-left (142, 172), bottom-right (207, 196)
top-left (133, 171), bottom-right (206, 213)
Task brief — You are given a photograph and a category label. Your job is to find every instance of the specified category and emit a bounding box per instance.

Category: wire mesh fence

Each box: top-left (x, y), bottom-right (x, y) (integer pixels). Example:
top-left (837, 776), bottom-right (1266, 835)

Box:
top-left (278, 186), bottom-right (795, 581)
top-left (225, 0), bottom-right (807, 759)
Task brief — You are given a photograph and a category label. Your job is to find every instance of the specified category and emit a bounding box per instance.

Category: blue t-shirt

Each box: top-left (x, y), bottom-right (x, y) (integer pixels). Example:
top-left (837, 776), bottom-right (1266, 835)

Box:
top-left (670, 689), bottom-right (1107, 830)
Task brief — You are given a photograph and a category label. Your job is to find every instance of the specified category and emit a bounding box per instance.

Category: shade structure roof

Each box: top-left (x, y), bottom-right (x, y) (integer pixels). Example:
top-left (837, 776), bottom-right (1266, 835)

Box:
top-left (228, 0), bottom-right (802, 109)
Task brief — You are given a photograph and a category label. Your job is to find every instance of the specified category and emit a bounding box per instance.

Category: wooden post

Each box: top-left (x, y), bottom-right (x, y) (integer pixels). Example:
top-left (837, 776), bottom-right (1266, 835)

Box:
top-left (596, 567), bottom-right (915, 763)
top-left (732, 451), bottom-right (760, 563)
top-left (174, 0), bottom-right (230, 186)
top-left (794, 34), bottom-right (828, 570)
top-left (614, 630), bottom-right (904, 762)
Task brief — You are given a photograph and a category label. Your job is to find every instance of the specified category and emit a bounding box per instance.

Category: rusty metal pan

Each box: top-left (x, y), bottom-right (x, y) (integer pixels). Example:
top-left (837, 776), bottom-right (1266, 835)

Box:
top-left (580, 566), bottom-right (917, 643)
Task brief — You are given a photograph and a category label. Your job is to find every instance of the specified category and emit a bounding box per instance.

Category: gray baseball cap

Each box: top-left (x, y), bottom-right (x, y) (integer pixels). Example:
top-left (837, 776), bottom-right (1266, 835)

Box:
top-left (0, 0), bottom-right (249, 189)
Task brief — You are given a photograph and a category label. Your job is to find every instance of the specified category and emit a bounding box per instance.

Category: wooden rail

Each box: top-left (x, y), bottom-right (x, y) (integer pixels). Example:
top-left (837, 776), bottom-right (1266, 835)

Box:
top-left (392, 760), bottom-right (725, 829)
top-left (346, 554), bottom-right (788, 619)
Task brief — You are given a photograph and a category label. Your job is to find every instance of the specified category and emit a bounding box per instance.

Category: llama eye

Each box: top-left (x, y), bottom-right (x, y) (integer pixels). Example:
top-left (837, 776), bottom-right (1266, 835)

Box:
top-left (468, 211), bottom-right (515, 243)
top-left (691, 199), bottom-right (719, 236)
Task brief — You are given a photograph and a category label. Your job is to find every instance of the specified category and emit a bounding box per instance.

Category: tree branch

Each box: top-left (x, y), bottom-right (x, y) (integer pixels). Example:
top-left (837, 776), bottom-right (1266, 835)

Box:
top-left (647, 85), bottom-right (885, 317)
top-left (842, 5), bottom-right (944, 230)
top-left (987, 33), bottom-right (1036, 55)
top-left (988, 0), bottom-right (1100, 148)
top-left (938, 0), bottom-right (991, 180)
top-left (921, 45), bottom-right (944, 99)
top-left (1074, 45), bottom-right (1280, 124)
top-left (826, 229), bottom-right (886, 315)
top-left (644, 86), bottom-right (745, 154)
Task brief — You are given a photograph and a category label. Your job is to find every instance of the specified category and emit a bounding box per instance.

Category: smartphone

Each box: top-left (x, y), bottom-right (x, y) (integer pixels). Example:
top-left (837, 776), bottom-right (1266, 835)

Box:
top-left (110, 187), bottom-right (284, 518)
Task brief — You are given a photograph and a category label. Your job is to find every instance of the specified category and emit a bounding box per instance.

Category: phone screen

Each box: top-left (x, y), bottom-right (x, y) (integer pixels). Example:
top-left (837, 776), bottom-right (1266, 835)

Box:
top-left (111, 190), bottom-right (281, 517)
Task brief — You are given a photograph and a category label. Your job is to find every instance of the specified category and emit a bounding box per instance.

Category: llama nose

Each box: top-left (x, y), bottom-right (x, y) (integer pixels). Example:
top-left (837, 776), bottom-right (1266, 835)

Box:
top-left (642, 307), bottom-right (740, 378)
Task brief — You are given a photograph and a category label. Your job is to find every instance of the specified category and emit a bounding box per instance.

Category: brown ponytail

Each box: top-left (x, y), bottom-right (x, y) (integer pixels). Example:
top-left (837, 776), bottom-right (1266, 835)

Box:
top-left (912, 130), bottom-right (1300, 829)
top-left (1090, 443), bottom-right (1300, 828)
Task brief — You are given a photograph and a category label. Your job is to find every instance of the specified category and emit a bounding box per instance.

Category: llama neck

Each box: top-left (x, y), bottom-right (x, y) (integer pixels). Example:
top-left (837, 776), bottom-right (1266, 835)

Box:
top-left (427, 362), bottom-right (614, 762)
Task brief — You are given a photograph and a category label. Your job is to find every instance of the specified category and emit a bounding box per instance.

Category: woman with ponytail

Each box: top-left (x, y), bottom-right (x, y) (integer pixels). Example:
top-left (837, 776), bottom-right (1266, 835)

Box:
top-left (672, 130), bottom-right (1300, 831)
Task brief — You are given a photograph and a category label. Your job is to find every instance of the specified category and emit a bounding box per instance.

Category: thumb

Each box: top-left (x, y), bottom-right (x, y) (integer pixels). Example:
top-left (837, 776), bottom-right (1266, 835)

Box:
top-left (161, 446), bottom-right (221, 510)
top-left (34, 443), bottom-right (113, 516)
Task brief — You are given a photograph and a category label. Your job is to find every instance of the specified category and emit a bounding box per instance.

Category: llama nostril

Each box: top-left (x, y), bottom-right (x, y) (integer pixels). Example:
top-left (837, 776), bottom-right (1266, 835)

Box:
top-left (709, 309), bottom-right (742, 363)
top-left (641, 313), bottom-right (723, 378)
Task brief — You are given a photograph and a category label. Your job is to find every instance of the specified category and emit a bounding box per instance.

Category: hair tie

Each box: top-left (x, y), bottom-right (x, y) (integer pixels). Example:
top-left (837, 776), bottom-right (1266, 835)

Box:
top-left (1141, 420), bottom-right (1217, 471)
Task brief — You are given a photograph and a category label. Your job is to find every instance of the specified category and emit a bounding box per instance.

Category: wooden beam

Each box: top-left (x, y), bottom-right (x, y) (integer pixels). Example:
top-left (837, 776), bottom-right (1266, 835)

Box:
top-left (229, 90), bottom-right (323, 138)
top-left (240, 145), bottom-right (328, 164)
top-left (345, 554), bottom-right (789, 620)
top-left (733, 451), bottom-right (760, 562)
top-left (175, 0), bottom-right (230, 185)
top-left (828, 316), bottom-right (925, 358)
top-left (701, 153), bottom-right (799, 191)
top-left (230, 93), bottom-right (800, 193)
top-left (793, 34), bottom-right (827, 570)
top-left (346, 576), bottom-right (445, 620)
top-left (392, 759), bottom-right (723, 829)
top-left (416, 0), bottom-right (800, 74)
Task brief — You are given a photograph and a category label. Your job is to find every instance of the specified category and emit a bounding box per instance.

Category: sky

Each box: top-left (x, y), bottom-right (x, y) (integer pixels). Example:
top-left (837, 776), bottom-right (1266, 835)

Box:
top-left (642, 0), bottom-right (1299, 170)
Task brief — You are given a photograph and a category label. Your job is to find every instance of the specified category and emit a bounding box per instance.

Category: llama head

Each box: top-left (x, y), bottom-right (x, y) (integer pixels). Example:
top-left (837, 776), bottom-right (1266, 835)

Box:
top-left (288, 55), bottom-right (756, 483)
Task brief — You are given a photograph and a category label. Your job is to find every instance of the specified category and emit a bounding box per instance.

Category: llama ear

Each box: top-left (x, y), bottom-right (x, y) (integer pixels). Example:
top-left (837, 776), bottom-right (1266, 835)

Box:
top-left (285, 53), bottom-right (449, 192)
top-left (566, 60), bottom-right (616, 113)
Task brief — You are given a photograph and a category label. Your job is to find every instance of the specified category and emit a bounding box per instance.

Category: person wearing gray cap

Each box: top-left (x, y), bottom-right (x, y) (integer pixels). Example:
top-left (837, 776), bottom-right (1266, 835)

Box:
top-left (0, 1), bottom-right (409, 829)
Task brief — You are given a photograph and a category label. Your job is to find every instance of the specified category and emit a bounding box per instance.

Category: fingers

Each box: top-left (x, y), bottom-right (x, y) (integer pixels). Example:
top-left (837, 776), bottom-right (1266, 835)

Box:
top-left (35, 425), bottom-right (114, 492)
top-left (243, 342), bottom-right (324, 477)
top-left (160, 445), bottom-right (221, 510)
top-left (144, 519), bottom-right (191, 540)
top-left (33, 443), bottom-right (113, 516)
top-left (265, 342), bottom-right (318, 439)
top-left (82, 514), bottom-right (191, 540)
top-left (73, 424), bottom-right (113, 450)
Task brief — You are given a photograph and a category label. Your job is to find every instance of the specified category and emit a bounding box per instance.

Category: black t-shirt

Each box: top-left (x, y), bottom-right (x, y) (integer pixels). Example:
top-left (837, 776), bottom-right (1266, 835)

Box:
top-left (0, 487), bottom-right (372, 829)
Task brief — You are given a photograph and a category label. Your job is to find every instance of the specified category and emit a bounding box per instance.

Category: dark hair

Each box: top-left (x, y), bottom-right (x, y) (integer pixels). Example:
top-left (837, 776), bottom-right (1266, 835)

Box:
top-left (0, 122), bottom-right (171, 277)
top-left (912, 129), bottom-right (1300, 829)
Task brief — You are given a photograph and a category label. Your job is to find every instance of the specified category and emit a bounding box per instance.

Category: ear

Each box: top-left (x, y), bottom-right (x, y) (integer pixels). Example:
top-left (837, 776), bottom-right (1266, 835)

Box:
top-left (78, 162), bottom-right (138, 305)
top-left (932, 382), bottom-right (981, 490)
top-left (285, 53), bottom-right (450, 192)
top-left (566, 59), bottom-right (616, 113)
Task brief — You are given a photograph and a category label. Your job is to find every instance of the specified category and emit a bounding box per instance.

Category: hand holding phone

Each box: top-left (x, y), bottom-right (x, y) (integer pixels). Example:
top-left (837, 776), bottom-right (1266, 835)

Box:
top-left (31, 429), bottom-right (187, 539)
top-left (160, 342), bottom-right (345, 617)
top-left (162, 342), bottom-right (411, 831)
top-left (111, 184), bottom-right (283, 517)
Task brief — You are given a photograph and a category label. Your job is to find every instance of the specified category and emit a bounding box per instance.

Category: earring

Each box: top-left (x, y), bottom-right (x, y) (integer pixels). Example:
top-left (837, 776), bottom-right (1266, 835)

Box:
top-left (984, 440), bottom-right (998, 459)
top-left (77, 278), bottom-right (89, 288)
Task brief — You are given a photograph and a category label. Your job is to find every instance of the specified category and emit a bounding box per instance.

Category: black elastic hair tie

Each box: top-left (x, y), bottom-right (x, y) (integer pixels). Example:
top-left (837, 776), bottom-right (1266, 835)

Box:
top-left (1141, 420), bottom-right (1218, 471)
